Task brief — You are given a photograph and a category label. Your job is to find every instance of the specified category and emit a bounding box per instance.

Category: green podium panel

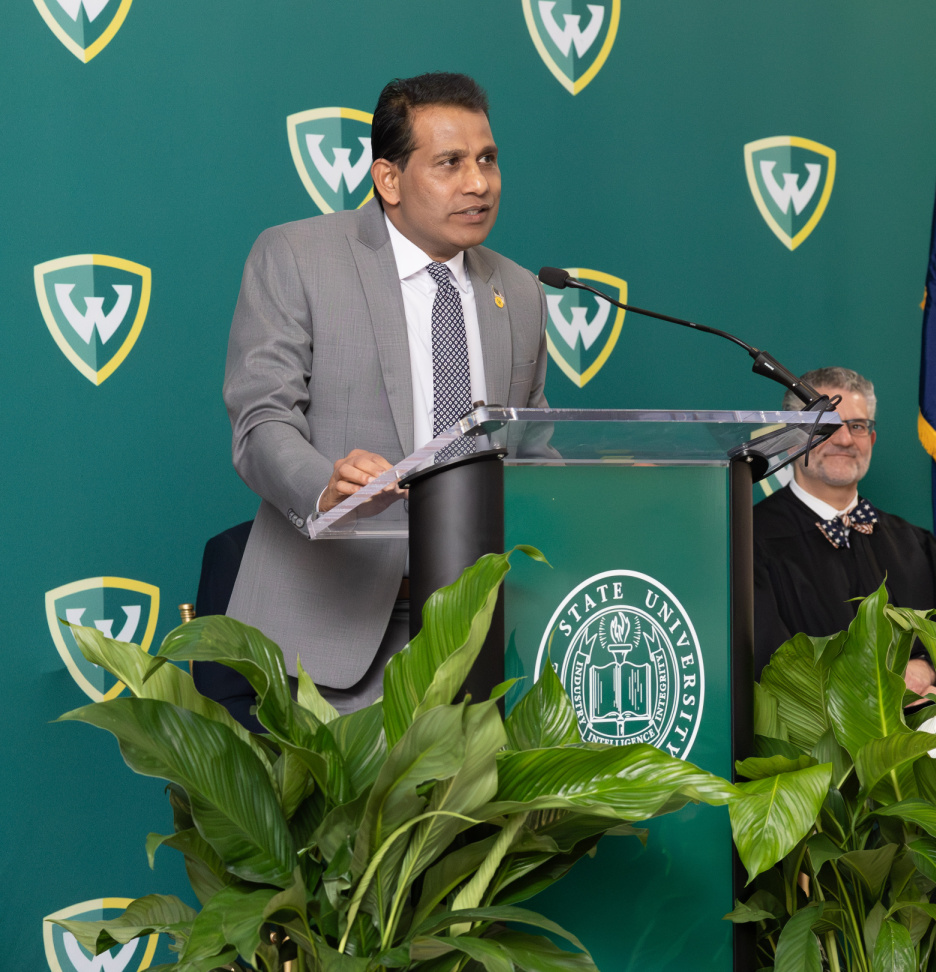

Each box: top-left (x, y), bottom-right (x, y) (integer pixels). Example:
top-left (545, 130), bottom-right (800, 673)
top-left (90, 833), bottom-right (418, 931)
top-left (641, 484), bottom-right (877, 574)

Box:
top-left (504, 463), bottom-right (737, 972)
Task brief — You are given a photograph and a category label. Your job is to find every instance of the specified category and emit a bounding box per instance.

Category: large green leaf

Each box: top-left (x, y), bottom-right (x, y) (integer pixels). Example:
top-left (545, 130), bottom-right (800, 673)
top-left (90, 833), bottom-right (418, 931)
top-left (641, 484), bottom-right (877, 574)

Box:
top-left (854, 730), bottom-right (936, 801)
top-left (413, 931), bottom-right (597, 972)
top-left (329, 701), bottom-right (387, 799)
top-left (480, 744), bottom-right (738, 820)
top-left (382, 547), bottom-right (546, 747)
top-left (871, 919), bottom-right (915, 972)
top-left (735, 754), bottom-right (816, 781)
top-left (504, 659), bottom-right (581, 751)
top-left (760, 633), bottom-right (830, 751)
top-left (68, 624), bottom-right (272, 769)
top-left (839, 844), bottom-right (899, 901)
top-left (178, 885), bottom-right (279, 967)
top-left (826, 583), bottom-right (906, 760)
top-left (58, 698), bottom-right (297, 886)
top-left (393, 701), bottom-right (506, 917)
top-left (874, 799), bottom-right (936, 838)
top-left (146, 828), bottom-right (233, 905)
top-left (52, 894), bottom-right (196, 955)
top-left (729, 763), bottom-right (831, 882)
top-left (158, 615), bottom-right (296, 741)
top-left (412, 904), bottom-right (589, 952)
top-left (908, 836), bottom-right (936, 883)
top-left (773, 902), bottom-right (824, 972)
top-left (412, 834), bottom-right (499, 932)
top-left (753, 681), bottom-right (787, 740)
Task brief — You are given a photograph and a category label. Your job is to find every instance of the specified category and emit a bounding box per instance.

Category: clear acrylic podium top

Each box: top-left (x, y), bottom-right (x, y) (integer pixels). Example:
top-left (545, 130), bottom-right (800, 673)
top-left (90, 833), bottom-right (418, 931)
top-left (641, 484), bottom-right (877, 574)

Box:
top-left (307, 405), bottom-right (841, 540)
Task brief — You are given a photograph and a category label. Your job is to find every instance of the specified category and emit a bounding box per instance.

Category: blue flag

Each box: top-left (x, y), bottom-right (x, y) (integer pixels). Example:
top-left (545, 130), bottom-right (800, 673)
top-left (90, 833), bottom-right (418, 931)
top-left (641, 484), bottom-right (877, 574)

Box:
top-left (919, 185), bottom-right (936, 529)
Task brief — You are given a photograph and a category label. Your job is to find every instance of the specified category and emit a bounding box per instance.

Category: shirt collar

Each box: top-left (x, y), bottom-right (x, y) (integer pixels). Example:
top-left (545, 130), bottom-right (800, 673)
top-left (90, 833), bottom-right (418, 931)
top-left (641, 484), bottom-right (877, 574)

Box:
top-left (384, 213), bottom-right (469, 293)
top-left (789, 477), bottom-right (858, 521)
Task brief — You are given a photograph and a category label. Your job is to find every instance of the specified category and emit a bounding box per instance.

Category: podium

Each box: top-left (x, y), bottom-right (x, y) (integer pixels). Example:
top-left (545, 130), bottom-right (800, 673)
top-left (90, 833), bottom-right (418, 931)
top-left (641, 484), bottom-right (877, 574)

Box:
top-left (310, 407), bottom-right (840, 972)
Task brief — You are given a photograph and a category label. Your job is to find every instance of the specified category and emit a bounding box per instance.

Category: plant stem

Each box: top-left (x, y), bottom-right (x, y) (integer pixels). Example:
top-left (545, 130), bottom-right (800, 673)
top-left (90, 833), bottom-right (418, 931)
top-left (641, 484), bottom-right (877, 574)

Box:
top-left (831, 862), bottom-right (868, 972)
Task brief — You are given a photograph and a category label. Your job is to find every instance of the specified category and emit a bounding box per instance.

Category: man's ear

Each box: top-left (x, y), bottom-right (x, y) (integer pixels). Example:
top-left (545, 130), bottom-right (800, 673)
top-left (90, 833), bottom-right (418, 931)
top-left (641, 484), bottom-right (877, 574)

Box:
top-left (371, 158), bottom-right (400, 207)
top-left (869, 429), bottom-right (877, 447)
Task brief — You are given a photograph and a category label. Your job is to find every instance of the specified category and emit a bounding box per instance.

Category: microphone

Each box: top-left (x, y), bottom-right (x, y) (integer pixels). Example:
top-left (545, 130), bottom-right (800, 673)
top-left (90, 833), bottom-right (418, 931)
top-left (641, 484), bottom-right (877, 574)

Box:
top-left (538, 267), bottom-right (827, 409)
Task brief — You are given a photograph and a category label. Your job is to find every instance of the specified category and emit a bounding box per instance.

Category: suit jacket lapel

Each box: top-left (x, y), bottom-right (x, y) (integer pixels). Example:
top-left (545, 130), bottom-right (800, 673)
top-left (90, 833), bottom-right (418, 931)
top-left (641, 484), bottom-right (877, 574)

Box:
top-left (349, 200), bottom-right (414, 457)
top-left (468, 248), bottom-right (511, 407)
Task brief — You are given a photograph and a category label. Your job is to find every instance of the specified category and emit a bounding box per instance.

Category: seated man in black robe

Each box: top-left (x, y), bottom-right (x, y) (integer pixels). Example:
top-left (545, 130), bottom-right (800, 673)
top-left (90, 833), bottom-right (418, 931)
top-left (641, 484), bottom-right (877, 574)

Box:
top-left (754, 366), bottom-right (936, 701)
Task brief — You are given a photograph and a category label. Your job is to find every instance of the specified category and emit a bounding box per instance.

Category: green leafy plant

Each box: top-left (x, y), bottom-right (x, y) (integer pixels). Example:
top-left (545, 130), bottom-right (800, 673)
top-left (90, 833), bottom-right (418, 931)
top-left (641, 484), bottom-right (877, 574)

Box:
top-left (725, 582), bottom-right (936, 971)
top-left (52, 546), bottom-right (820, 972)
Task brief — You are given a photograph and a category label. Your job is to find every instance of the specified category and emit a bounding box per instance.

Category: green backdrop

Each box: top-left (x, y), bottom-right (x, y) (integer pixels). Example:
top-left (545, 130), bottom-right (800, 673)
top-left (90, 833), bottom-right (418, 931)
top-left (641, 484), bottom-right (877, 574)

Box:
top-left (4, 1), bottom-right (935, 968)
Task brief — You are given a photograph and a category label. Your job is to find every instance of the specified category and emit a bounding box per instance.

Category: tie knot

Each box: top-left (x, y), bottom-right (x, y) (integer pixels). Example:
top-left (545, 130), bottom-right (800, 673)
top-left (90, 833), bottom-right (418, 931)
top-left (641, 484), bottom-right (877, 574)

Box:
top-left (426, 261), bottom-right (452, 286)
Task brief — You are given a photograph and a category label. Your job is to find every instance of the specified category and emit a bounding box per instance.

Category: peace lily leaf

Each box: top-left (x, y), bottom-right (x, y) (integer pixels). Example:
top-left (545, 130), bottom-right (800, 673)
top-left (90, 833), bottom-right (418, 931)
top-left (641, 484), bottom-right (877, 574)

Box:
top-left (505, 658), bottom-right (581, 750)
top-left (864, 900), bottom-right (887, 962)
top-left (753, 681), bottom-right (787, 740)
top-left (760, 632), bottom-right (830, 751)
top-left (68, 623), bottom-right (271, 768)
top-left (885, 605), bottom-right (936, 668)
top-left (146, 828), bottom-right (232, 904)
top-left (412, 834), bottom-right (499, 931)
top-left (58, 698), bottom-right (297, 886)
top-left (383, 547), bottom-right (546, 747)
top-left (806, 832), bottom-right (845, 874)
top-left (412, 904), bottom-right (588, 952)
top-left (481, 745), bottom-right (738, 821)
top-left (412, 934), bottom-right (514, 972)
top-left (51, 894), bottom-right (197, 955)
top-left (488, 931), bottom-right (597, 972)
top-left (735, 754), bottom-right (816, 781)
top-left (874, 798), bottom-right (936, 838)
top-left (826, 582), bottom-right (906, 760)
top-left (729, 762), bottom-right (831, 882)
top-left (180, 885), bottom-right (278, 967)
top-left (854, 730), bottom-right (936, 802)
top-left (839, 844), bottom-right (899, 901)
top-left (297, 655), bottom-right (339, 723)
top-left (872, 919), bottom-right (915, 972)
top-left (723, 899), bottom-right (779, 924)
top-left (772, 902), bottom-right (824, 972)
top-left (394, 701), bottom-right (505, 912)
top-left (158, 615), bottom-right (298, 743)
top-left (754, 734), bottom-right (805, 760)
top-left (329, 701), bottom-right (387, 799)
top-left (908, 836), bottom-right (936, 883)
top-left (811, 727), bottom-right (852, 789)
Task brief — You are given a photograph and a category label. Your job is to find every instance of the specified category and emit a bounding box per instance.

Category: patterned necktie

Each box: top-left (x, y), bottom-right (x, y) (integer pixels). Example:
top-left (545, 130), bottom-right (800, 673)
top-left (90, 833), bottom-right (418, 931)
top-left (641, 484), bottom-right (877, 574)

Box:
top-left (816, 497), bottom-right (878, 548)
top-left (426, 261), bottom-right (473, 460)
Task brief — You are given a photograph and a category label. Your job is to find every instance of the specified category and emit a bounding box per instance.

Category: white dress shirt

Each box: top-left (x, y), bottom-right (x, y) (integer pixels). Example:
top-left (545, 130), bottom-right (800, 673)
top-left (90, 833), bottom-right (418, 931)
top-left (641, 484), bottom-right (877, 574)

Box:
top-left (789, 478), bottom-right (858, 538)
top-left (384, 213), bottom-right (488, 450)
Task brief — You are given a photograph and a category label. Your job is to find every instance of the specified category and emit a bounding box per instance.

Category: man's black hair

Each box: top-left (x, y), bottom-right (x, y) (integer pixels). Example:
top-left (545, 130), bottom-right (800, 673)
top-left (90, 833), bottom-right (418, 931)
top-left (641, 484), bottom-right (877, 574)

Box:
top-left (371, 72), bottom-right (490, 197)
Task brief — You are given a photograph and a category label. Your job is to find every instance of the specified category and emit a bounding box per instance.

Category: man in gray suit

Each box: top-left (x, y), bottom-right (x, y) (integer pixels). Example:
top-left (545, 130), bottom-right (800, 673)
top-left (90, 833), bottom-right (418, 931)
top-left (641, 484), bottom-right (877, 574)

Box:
top-left (222, 73), bottom-right (549, 712)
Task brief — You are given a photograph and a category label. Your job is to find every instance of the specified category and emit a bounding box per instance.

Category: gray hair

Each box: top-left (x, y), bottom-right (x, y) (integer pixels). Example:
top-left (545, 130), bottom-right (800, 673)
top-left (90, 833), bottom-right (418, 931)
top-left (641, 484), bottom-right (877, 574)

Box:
top-left (781, 367), bottom-right (876, 419)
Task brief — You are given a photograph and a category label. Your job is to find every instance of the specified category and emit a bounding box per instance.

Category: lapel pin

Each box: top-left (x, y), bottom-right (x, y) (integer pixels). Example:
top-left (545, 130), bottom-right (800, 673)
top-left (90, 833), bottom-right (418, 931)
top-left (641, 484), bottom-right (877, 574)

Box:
top-left (492, 286), bottom-right (505, 308)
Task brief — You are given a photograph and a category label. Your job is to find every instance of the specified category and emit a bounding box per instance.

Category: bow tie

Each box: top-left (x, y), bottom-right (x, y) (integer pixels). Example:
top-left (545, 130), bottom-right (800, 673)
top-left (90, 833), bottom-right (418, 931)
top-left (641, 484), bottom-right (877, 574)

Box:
top-left (815, 497), bottom-right (878, 548)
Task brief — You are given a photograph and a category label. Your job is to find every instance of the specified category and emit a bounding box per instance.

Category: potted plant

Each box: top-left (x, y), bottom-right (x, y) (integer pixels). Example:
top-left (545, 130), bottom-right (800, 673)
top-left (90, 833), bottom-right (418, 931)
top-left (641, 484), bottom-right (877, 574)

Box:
top-left (52, 547), bottom-right (824, 972)
top-left (725, 581), bottom-right (936, 971)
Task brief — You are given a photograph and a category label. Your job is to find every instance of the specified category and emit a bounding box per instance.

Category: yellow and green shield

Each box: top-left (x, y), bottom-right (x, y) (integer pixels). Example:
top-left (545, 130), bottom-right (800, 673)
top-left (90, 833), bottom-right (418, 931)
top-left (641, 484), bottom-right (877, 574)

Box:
top-left (744, 136), bottom-right (837, 250)
top-left (44, 899), bottom-right (159, 972)
top-left (287, 107), bottom-right (375, 214)
top-left (45, 577), bottom-right (160, 701)
top-left (34, 254), bottom-right (151, 385)
top-left (32, 0), bottom-right (134, 63)
top-left (543, 267), bottom-right (626, 387)
top-left (523, 0), bottom-right (621, 95)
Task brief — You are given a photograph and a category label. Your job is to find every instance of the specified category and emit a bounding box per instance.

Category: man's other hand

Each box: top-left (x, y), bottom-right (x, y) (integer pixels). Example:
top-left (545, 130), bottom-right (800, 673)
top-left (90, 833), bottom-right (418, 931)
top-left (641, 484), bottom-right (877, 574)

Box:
top-left (320, 449), bottom-right (395, 513)
top-left (904, 657), bottom-right (936, 708)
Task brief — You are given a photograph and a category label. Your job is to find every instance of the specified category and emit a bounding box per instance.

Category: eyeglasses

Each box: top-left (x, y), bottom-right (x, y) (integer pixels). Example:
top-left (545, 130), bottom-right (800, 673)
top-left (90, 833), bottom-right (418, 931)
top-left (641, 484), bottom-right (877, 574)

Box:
top-left (838, 419), bottom-right (875, 437)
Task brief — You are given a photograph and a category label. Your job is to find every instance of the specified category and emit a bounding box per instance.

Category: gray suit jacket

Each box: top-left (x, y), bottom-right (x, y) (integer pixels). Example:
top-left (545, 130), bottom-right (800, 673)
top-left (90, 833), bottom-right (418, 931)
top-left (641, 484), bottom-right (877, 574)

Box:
top-left (223, 197), bottom-right (548, 686)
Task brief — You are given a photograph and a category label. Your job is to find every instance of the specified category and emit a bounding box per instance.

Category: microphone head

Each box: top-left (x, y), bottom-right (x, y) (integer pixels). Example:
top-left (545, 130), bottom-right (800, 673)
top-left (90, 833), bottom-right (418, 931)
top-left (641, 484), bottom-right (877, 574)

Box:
top-left (538, 266), bottom-right (571, 290)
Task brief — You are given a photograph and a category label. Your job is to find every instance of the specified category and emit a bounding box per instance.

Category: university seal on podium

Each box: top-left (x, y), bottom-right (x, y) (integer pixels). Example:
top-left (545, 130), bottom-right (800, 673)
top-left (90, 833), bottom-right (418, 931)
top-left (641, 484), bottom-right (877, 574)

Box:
top-left (536, 570), bottom-right (704, 758)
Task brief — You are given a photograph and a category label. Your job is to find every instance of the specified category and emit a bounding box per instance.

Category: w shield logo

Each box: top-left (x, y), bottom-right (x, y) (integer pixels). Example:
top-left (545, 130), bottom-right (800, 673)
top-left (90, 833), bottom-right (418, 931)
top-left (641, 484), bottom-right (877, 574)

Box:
top-left (543, 268), bottom-right (626, 387)
top-left (744, 136), bottom-right (837, 250)
top-left (35, 254), bottom-right (151, 385)
top-left (45, 577), bottom-right (160, 701)
top-left (33, 0), bottom-right (134, 63)
top-left (287, 107), bottom-right (375, 214)
top-left (45, 899), bottom-right (158, 972)
top-left (523, 0), bottom-right (621, 95)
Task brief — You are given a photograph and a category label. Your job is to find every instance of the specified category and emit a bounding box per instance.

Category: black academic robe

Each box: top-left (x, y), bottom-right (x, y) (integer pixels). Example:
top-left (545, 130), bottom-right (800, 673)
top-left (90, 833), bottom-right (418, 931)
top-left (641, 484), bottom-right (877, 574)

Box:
top-left (753, 486), bottom-right (936, 676)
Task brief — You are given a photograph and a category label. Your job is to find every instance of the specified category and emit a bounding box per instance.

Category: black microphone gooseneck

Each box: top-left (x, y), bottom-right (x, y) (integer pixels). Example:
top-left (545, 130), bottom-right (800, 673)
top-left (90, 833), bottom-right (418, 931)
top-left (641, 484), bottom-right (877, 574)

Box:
top-left (538, 267), bottom-right (840, 464)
